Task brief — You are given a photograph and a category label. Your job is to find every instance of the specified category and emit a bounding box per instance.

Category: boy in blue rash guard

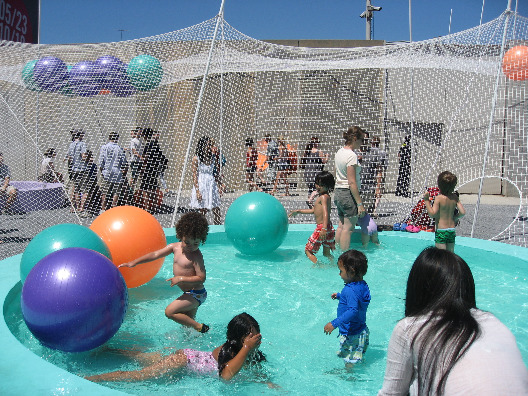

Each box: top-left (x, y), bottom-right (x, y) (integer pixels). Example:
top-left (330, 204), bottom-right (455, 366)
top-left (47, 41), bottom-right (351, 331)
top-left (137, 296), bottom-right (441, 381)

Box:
top-left (324, 250), bottom-right (370, 369)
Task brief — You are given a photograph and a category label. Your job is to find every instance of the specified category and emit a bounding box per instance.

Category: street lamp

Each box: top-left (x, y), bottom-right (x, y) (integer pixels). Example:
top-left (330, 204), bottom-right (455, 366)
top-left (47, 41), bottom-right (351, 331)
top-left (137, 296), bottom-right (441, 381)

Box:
top-left (359, 0), bottom-right (382, 40)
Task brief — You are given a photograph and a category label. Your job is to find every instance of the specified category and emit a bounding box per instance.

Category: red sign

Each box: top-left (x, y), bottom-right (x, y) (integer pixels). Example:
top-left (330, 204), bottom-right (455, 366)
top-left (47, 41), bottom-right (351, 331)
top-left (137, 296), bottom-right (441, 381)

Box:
top-left (0, 0), bottom-right (38, 43)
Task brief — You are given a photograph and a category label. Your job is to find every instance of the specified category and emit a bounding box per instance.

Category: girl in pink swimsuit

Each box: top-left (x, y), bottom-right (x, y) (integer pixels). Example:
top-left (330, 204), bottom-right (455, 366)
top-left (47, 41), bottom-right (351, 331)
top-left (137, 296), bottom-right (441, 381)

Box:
top-left (86, 313), bottom-right (267, 382)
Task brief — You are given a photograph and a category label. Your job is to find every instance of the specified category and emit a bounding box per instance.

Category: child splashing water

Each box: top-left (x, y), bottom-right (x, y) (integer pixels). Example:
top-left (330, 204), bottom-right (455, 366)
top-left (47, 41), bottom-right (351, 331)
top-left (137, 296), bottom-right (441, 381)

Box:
top-left (120, 212), bottom-right (210, 333)
top-left (289, 171), bottom-right (336, 264)
top-left (324, 250), bottom-right (371, 370)
top-left (85, 313), bottom-right (267, 382)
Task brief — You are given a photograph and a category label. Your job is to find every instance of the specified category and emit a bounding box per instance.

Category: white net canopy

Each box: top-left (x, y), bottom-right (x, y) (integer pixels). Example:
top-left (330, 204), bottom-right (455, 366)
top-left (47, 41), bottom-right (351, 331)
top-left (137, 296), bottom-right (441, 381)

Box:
top-left (0, 10), bottom-right (527, 258)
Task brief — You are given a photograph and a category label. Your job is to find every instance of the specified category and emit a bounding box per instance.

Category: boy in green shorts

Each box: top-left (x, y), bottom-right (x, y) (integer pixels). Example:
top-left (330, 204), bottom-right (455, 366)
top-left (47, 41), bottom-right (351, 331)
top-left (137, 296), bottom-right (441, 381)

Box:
top-left (423, 171), bottom-right (466, 252)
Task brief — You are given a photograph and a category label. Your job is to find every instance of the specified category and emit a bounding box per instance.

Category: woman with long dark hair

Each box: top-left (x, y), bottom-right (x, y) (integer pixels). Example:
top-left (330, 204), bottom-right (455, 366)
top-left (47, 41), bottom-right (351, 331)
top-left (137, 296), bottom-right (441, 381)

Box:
top-left (378, 247), bottom-right (528, 395)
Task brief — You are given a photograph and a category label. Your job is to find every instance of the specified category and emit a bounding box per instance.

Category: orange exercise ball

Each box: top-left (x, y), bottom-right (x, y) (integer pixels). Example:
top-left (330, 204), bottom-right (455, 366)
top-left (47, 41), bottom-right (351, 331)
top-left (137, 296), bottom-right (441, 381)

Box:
top-left (90, 206), bottom-right (166, 288)
top-left (502, 45), bottom-right (528, 81)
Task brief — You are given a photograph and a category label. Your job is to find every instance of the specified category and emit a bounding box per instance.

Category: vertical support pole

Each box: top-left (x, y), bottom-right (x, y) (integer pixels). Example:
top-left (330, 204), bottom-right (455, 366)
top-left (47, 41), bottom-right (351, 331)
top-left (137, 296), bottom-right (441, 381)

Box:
top-left (171, 0), bottom-right (226, 227)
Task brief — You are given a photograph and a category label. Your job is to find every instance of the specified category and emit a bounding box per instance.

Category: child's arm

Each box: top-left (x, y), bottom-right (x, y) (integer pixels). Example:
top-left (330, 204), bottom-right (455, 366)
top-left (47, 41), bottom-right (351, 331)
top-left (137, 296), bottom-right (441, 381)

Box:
top-left (288, 208), bottom-right (314, 217)
top-left (220, 333), bottom-right (262, 381)
top-left (423, 191), bottom-right (438, 219)
top-left (323, 292), bottom-right (340, 334)
top-left (119, 244), bottom-right (174, 268)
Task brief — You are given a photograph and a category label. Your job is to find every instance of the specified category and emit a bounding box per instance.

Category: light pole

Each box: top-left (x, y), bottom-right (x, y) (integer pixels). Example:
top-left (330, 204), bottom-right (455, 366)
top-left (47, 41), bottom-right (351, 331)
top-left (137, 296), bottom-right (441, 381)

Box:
top-left (359, 0), bottom-right (382, 40)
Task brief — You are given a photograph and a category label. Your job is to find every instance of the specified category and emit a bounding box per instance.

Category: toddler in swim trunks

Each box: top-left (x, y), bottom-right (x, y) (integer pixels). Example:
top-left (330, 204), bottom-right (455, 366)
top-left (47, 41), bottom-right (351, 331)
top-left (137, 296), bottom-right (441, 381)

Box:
top-left (289, 171), bottom-right (336, 264)
top-left (324, 250), bottom-right (371, 369)
top-left (423, 171), bottom-right (466, 252)
top-left (120, 212), bottom-right (211, 333)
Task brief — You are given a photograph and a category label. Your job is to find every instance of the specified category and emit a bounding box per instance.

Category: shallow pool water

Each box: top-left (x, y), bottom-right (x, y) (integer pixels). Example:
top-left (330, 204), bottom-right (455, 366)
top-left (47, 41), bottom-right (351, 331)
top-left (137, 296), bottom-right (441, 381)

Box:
top-left (4, 230), bottom-right (528, 395)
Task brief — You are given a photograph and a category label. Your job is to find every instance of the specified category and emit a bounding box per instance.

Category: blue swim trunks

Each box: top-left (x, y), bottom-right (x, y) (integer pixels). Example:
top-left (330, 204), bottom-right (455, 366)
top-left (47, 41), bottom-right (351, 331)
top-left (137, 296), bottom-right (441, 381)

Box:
top-left (435, 228), bottom-right (456, 244)
top-left (337, 327), bottom-right (369, 364)
top-left (184, 288), bottom-right (207, 305)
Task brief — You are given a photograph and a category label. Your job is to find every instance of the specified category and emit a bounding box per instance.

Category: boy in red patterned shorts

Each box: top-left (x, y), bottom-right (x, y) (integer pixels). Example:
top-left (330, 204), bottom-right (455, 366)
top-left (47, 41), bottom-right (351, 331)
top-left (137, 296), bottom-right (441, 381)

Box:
top-left (289, 171), bottom-right (336, 264)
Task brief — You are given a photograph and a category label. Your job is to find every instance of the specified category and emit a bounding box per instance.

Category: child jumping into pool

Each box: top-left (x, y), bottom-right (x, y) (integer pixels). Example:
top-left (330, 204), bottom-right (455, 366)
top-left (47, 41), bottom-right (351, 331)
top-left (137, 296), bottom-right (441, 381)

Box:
top-left (85, 313), bottom-right (269, 382)
top-left (289, 171), bottom-right (335, 264)
top-left (423, 171), bottom-right (466, 252)
top-left (324, 250), bottom-right (370, 370)
top-left (120, 212), bottom-right (210, 333)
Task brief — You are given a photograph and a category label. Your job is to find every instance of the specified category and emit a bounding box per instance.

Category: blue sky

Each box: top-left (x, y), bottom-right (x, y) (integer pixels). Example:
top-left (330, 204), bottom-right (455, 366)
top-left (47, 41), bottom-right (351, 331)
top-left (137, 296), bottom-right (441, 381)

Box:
top-left (40, 0), bottom-right (527, 44)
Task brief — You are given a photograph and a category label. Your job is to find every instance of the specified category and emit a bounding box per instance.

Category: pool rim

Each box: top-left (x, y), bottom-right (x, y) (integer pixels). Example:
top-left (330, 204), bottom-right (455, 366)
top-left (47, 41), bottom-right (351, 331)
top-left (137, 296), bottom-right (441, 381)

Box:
top-left (2, 225), bottom-right (527, 395)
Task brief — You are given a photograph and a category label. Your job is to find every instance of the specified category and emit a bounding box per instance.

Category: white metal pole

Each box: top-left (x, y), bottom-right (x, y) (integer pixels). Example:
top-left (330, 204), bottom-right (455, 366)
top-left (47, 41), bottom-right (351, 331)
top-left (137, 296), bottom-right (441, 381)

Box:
top-left (171, 0), bottom-right (226, 227)
top-left (409, 0), bottom-right (412, 42)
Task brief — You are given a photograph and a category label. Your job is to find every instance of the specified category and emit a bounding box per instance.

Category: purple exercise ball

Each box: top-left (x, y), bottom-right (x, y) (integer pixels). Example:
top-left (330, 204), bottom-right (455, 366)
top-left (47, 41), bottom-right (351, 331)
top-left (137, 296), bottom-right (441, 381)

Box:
top-left (33, 56), bottom-right (68, 92)
top-left (95, 55), bottom-right (127, 88)
top-left (21, 247), bottom-right (128, 352)
top-left (68, 60), bottom-right (101, 97)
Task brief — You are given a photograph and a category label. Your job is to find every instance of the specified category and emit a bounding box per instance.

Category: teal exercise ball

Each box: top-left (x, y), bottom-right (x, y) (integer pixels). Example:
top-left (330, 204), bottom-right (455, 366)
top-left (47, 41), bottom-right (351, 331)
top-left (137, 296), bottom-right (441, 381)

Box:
top-left (225, 192), bottom-right (289, 255)
top-left (21, 60), bottom-right (40, 91)
top-left (20, 223), bottom-right (112, 284)
top-left (126, 54), bottom-right (163, 91)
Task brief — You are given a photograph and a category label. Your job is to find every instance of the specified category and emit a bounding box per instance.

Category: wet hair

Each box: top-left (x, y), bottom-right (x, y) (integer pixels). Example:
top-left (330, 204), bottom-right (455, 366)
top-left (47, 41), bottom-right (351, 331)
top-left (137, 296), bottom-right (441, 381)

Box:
top-left (175, 212), bottom-right (209, 243)
top-left (315, 171), bottom-right (335, 192)
top-left (343, 126), bottom-right (365, 145)
top-left (338, 249), bottom-right (368, 278)
top-left (217, 313), bottom-right (266, 375)
top-left (245, 137), bottom-right (254, 147)
top-left (405, 247), bottom-right (479, 395)
top-left (437, 171), bottom-right (458, 195)
top-left (195, 135), bottom-right (213, 163)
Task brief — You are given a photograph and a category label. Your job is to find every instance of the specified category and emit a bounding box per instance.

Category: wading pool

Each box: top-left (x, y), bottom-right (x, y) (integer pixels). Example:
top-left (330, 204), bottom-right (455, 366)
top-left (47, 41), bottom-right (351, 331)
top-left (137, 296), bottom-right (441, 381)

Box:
top-left (2, 225), bottom-right (527, 395)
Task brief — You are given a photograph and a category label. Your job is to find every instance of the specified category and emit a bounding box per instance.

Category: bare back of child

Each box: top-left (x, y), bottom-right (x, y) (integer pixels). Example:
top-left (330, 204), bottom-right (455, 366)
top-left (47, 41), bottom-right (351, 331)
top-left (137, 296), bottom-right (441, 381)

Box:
top-left (424, 171), bottom-right (465, 252)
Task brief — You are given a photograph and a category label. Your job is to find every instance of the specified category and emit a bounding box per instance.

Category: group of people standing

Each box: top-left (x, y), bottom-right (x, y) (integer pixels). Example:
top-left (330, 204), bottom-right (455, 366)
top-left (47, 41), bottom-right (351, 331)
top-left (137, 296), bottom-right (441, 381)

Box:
top-left (48, 127), bottom-right (167, 217)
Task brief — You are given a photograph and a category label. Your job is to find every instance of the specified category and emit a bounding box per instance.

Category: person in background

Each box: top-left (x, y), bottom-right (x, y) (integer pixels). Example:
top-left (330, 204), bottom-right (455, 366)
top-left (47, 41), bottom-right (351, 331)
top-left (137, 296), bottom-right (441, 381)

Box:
top-left (39, 148), bottom-right (63, 183)
top-left (99, 132), bottom-right (128, 213)
top-left (189, 136), bottom-right (221, 225)
top-left (128, 127), bottom-right (143, 188)
top-left (66, 129), bottom-right (89, 213)
top-left (378, 247), bottom-right (528, 395)
top-left (245, 137), bottom-right (260, 191)
top-left (395, 134), bottom-right (411, 198)
top-left (0, 152), bottom-right (18, 215)
top-left (301, 136), bottom-right (328, 208)
top-left (333, 126), bottom-right (366, 251)
top-left (360, 136), bottom-right (387, 216)
top-left (271, 138), bottom-right (291, 196)
top-left (139, 128), bottom-right (166, 213)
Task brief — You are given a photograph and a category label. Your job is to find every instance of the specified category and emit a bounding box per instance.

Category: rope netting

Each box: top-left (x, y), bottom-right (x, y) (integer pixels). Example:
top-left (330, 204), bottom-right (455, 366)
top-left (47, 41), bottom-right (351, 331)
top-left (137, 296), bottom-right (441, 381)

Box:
top-left (0, 10), bottom-right (527, 258)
